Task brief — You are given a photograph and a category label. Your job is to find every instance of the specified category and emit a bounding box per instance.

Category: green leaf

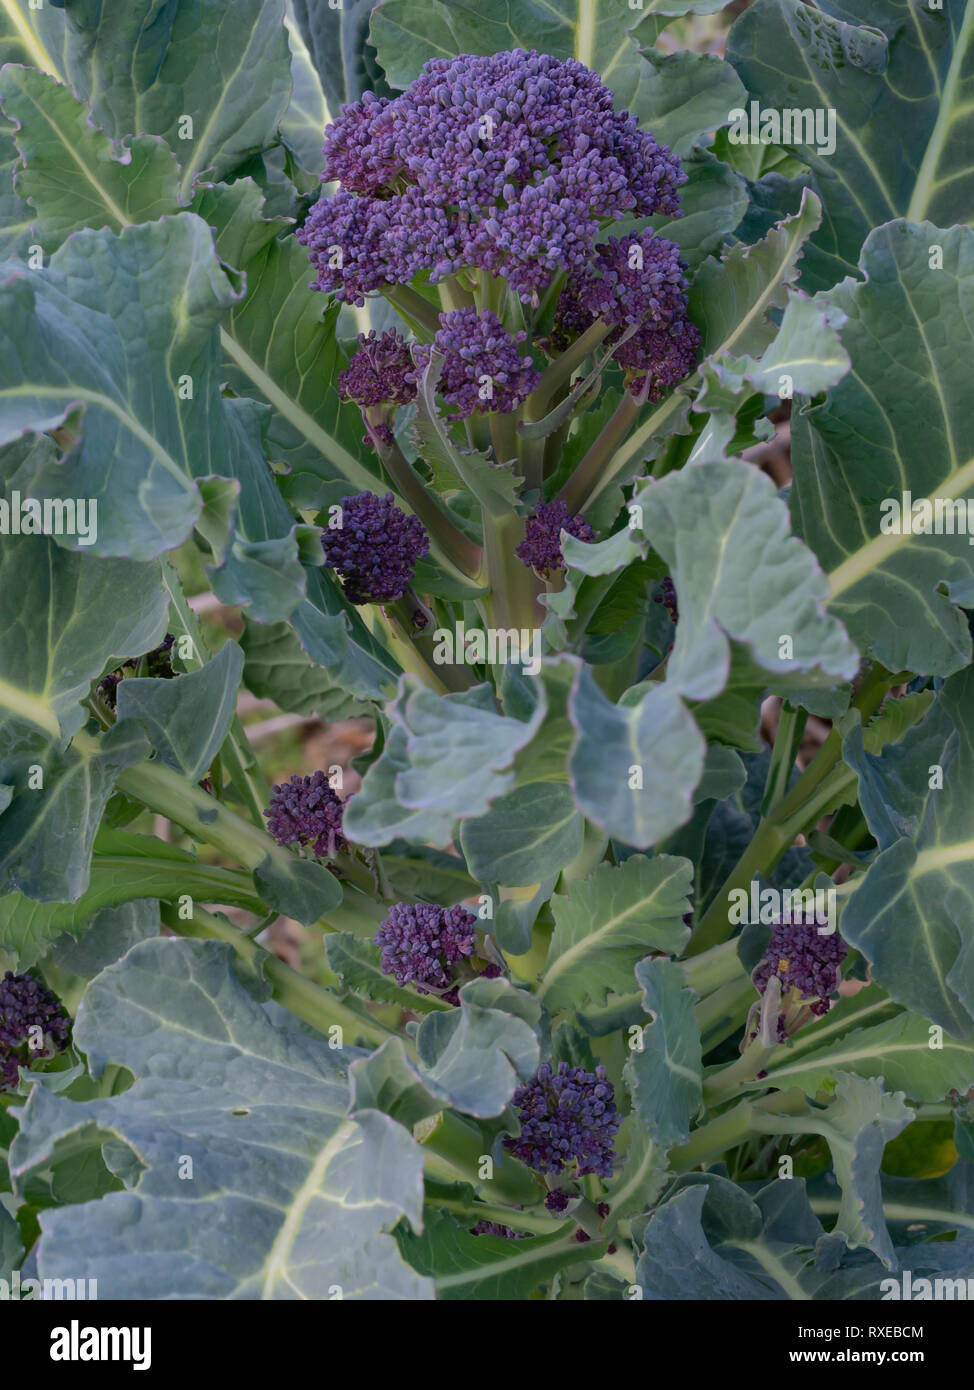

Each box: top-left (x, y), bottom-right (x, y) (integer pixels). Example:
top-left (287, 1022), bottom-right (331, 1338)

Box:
top-left (460, 782), bottom-right (583, 889)
top-left (632, 49), bottom-right (746, 159)
top-left (116, 641), bottom-right (243, 783)
top-left (840, 666), bottom-right (974, 1037)
top-left (50, 901), bottom-right (159, 979)
top-left (792, 220), bottom-right (974, 677)
top-left (46, 0), bottom-right (292, 202)
top-left (11, 938), bottom-right (431, 1298)
top-left (253, 851), bottom-right (343, 928)
top-left (414, 976), bottom-right (540, 1117)
top-left (539, 853), bottom-right (692, 1012)
top-left (568, 667), bottom-right (706, 849)
top-left (288, 565), bottom-right (402, 701)
top-left (642, 151), bottom-right (748, 274)
top-left (0, 440), bottom-right (170, 751)
top-left (0, 217), bottom-right (244, 560)
top-left (635, 458), bottom-right (860, 698)
top-left (0, 67), bottom-right (181, 252)
top-left (370, 0), bottom-right (729, 121)
top-left (0, 1200), bottom-right (22, 1279)
top-left (346, 679), bottom-right (545, 848)
top-left (603, 1115), bottom-right (669, 1223)
top-left (412, 351), bottom-right (520, 515)
top-left (0, 123), bottom-right (31, 257)
top-left (750, 1012), bottom-right (974, 1104)
top-left (0, 722), bottom-right (149, 905)
top-left (625, 957), bottom-right (703, 1147)
top-left (763, 1072), bottom-right (912, 1267)
top-left (728, 0), bottom-right (974, 292)
top-left (395, 1208), bottom-right (589, 1300)
top-left (289, 0), bottom-right (389, 117)
top-left (240, 615), bottom-right (365, 721)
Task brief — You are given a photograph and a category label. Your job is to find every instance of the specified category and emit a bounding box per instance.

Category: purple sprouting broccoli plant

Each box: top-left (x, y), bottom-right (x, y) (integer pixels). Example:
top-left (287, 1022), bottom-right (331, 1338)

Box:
top-left (299, 50), bottom-right (685, 306)
top-left (263, 771), bottom-right (347, 861)
top-left (321, 491), bottom-right (429, 604)
top-left (746, 917), bottom-right (848, 1044)
top-left (503, 1062), bottom-right (620, 1179)
top-left (374, 902), bottom-right (478, 1000)
top-left (338, 329), bottom-right (417, 448)
top-left (515, 500), bottom-right (594, 576)
top-left (0, 972), bottom-right (71, 1090)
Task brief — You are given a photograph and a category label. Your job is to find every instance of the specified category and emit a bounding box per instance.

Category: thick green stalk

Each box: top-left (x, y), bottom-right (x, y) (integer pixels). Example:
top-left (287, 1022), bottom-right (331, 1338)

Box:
top-left (556, 391), bottom-right (639, 514)
top-left (689, 665), bottom-right (897, 955)
top-left (527, 318), bottom-right (612, 420)
top-left (375, 436), bottom-right (483, 581)
top-left (383, 283), bottom-right (441, 336)
top-left (163, 562), bottom-right (270, 827)
top-left (418, 1110), bottom-right (541, 1206)
top-left (481, 510), bottom-right (546, 632)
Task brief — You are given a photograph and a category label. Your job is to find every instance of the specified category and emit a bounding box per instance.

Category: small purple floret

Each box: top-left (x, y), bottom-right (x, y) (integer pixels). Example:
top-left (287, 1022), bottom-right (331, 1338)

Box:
top-left (421, 308), bottom-right (540, 418)
top-left (753, 917), bottom-right (847, 1041)
top-left (515, 499), bottom-right (594, 575)
top-left (322, 491), bottom-right (429, 604)
top-left (0, 972), bottom-right (71, 1090)
top-left (337, 329), bottom-right (417, 409)
top-left (263, 770), bottom-right (346, 860)
top-left (374, 902), bottom-right (478, 995)
top-left (503, 1061), bottom-right (620, 1178)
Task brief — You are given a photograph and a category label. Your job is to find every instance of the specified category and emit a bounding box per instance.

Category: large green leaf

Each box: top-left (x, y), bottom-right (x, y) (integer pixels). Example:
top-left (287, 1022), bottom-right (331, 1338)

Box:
top-left (0, 216), bottom-right (243, 560)
top-left (0, 67), bottom-right (181, 250)
top-left (749, 1012), bottom-right (974, 1104)
top-left (370, 0), bottom-right (729, 120)
top-left (459, 781), bottom-right (582, 889)
top-left (792, 220), bottom-right (974, 677)
top-left (625, 956), bottom-right (703, 1147)
top-left (395, 1208), bottom-right (590, 1300)
top-left (11, 938), bottom-right (432, 1298)
top-left (43, 0), bottom-right (292, 201)
top-left (539, 853), bottom-right (692, 1011)
top-left (635, 458), bottom-right (860, 700)
top-left (728, 0), bottom-right (974, 292)
top-left (840, 666), bottom-right (974, 1038)
top-left (289, 0), bottom-right (389, 118)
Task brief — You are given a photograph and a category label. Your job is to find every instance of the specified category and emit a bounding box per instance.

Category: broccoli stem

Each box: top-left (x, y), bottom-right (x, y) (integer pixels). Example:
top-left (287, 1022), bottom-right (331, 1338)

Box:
top-left (373, 434), bottom-right (484, 580)
top-left (688, 663), bottom-right (899, 955)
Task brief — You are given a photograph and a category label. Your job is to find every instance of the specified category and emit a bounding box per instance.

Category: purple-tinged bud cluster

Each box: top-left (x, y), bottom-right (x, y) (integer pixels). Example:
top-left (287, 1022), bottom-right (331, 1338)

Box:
top-left (544, 1188), bottom-right (572, 1214)
top-left (552, 232), bottom-right (700, 401)
top-left (263, 770), bottom-right (346, 861)
top-left (300, 50), bottom-right (686, 305)
top-left (654, 576), bottom-right (678, 624)
top-left (503, 1062), bottom-right (620, 1178)
top-left (337, 329), bottom-right (417, 409)
top-left (417, 308), bottom-right (540, 418)
top-left (374, 902), bottom-right (478, 995)
top-left (515, 499), bottom-right (594, 575)
top-left (322, 491), bottom-right (429, 604)
top-left (1, 972), bottom-right (71, 1090)
top-left (97, 634), bottom-right (176, 710)
top-left (471, 1220), bottom-right (525, 1239)
top-left (753, 918), bottom-right (847, 1017)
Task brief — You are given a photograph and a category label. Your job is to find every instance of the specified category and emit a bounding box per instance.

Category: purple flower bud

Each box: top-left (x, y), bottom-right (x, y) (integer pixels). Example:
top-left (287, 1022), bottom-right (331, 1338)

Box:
top-left (654, 576), bottom-right (678, 624)
top-left (0, 972), bottom-right (71, 1090)
top-left (321, 491), bottom-right (429, 604)
top-left (751, 916), bottom-right (848, 1042)
top-left (420, 308), bottom-right (540, 418)
top-left (515, 499), bottom-right (594, 576)
top-left (503, 1061), bottom-right (620, 1179)
top-left (263, 770), bottom-right (346, 861)
top-left (374, 902), bottom-right (478, 995)
top-left (337, 329), bottom-right (417, 409)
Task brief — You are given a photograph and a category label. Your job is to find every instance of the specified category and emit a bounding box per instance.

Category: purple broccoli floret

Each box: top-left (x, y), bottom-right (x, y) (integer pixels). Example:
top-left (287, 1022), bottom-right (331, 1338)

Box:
top-left (338, 329), bottom-right (417, 409)
top-left (300, 50), bottom-right (686, 305)
top-left (97, 634), bottom-right (176, 710)
top-left (263, 770), bottom-right (346, 861)
top-left (0, 972), bottom-right (71, 1090)
top-left (544, 1188), bottom-right (572, 1213)
top-left (471, 1220), bottom-right (524, 1239)
top-left (322, 491), bottom-right (429, 604)
top-left (749, 916), bottom-right (848, 1043)
top-left (418, 308), bottom-right (540, 418)
top-left (552, 232), bottom-right (700, 399)
top-left (503, 1062), bottom-right (620, 1179)
top-left (515, 499), bottom-right (594, 575)
top-left (374, 902), bottom-right (478, 996)
top-left (654, 576), bottom-right (678, 624)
